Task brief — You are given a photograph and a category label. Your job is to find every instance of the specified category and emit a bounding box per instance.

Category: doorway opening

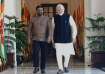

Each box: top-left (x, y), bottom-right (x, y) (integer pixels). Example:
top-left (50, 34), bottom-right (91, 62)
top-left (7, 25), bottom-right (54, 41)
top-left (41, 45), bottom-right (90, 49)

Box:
top-left (19, 0), bottom-right (85, 68)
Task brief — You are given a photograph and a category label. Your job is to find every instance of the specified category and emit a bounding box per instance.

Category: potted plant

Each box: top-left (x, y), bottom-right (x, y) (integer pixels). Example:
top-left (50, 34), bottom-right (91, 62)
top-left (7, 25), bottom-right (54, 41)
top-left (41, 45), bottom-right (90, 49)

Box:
top-left (87, 14), bottom-right (105, 68)
top-left (4, 15), bottom-right (28, 66)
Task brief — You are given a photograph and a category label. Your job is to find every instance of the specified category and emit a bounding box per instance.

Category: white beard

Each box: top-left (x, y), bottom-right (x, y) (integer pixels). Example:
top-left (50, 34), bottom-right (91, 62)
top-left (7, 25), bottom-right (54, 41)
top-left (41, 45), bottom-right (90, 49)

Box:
top-left (58, 12), bottom-right (64, 16)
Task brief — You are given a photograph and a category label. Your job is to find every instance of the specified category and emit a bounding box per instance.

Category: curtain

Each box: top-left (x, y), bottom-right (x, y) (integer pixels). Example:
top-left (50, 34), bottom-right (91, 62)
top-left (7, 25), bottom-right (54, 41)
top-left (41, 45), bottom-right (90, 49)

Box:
top-left (73, 0), bottom-right (84, 58)
top-left (0, 0), bottom-right (6, 64)
top-left (21, 0), bottom-right (30, 25)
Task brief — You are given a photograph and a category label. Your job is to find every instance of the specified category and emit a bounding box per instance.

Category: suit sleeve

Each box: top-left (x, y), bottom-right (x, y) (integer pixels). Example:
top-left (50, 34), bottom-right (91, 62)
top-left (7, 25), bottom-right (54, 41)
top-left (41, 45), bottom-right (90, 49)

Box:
top-left (28, 18), bottom-right (33, 41)
top-left (47, 17), bottom-right (55, 40)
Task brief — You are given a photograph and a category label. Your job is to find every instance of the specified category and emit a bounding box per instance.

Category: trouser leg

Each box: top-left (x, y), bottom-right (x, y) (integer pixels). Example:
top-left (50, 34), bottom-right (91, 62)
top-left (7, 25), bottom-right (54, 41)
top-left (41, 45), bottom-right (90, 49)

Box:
top-left (64, 53), bottom-right (71, 68)
top-left (40, 42), bottom-right (47, 70)
top-left (56, 49), bottom-right (63, 70)
top-left (32, 41), bottom-right (40, 67)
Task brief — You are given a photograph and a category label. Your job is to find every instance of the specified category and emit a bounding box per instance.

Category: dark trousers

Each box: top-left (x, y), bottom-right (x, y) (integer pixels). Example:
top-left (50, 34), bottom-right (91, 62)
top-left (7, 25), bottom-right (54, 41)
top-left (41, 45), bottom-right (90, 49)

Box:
top-left (32, 40), bottom-right (47, 70)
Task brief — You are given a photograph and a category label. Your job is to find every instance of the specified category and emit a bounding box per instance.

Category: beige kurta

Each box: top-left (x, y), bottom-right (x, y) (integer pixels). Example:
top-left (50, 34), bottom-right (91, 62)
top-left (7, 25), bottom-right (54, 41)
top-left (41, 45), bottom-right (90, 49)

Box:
top-left (28, 15), bottom-right (53, 42)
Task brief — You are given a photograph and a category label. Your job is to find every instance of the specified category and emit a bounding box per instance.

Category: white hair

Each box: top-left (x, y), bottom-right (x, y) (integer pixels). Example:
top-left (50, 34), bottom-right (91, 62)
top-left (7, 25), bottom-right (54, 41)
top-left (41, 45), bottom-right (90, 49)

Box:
top-left (56, 4), bottom-right (65, 10)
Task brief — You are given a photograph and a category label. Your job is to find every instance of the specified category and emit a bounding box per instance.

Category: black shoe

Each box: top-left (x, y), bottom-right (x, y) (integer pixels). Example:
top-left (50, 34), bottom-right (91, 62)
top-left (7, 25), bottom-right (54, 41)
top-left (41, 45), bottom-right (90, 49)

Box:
top-left (41, 69), bottom-right (46, 74)
top-left (57, 69), bottom-right (64, 74)
top-left (64, 67), bottom-right (69, 73)
top-left (33, 67), bottom-right (39, 73)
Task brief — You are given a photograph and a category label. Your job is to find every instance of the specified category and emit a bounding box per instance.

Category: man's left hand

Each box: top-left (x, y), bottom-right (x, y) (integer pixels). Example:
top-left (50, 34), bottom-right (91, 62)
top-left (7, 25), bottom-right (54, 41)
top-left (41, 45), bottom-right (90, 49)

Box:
top-left (47, 37), bottom-right (54, 43)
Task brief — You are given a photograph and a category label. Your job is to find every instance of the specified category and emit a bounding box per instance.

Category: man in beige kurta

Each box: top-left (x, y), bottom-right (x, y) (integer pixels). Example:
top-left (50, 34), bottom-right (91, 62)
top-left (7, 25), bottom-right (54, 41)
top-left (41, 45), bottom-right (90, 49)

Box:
top-left (28, 6), bottom-right (53, 74)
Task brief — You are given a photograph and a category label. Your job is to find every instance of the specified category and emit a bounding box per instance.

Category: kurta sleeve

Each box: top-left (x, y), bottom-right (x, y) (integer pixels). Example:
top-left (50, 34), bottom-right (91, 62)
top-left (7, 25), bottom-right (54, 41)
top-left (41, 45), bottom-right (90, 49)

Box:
top-left (69, 16), bottom-right (77, 41)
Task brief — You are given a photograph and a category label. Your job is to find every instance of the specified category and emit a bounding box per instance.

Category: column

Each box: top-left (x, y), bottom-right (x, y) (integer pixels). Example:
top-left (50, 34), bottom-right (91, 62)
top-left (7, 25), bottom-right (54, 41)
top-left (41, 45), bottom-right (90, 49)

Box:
top-left (4, 0), bottom-right (21, 67)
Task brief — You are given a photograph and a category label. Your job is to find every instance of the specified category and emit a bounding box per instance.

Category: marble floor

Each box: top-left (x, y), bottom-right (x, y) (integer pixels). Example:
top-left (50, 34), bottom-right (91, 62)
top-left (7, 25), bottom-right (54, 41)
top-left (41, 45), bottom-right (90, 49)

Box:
top-left (1, 56), bottom-right (105, 74)
top-left (0, 67), bottom-right (105, 74)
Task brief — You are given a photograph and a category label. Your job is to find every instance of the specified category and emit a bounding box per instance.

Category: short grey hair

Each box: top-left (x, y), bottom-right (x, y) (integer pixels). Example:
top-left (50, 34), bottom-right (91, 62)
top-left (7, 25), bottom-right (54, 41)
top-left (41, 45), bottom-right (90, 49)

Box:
top-left (56, 4), bottom-right (65, 10)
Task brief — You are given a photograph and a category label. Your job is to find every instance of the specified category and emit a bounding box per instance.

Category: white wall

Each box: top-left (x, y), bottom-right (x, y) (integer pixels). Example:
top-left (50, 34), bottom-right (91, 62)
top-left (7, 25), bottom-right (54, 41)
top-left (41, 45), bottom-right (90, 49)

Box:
top-left (85, 0), bottom-right (105, 66)
top-left (4, 0), bottom-right (16, 16)
top-left (4, 0), bottom-right (21, 20)
top-left (16, 0), bottom-right (21, 20)
top-left (84, 0), bottom-right (92, 66)
top-left (4, 0), bottom-right (21, 67)
top-left (91, 0), bottom-right (105, 16)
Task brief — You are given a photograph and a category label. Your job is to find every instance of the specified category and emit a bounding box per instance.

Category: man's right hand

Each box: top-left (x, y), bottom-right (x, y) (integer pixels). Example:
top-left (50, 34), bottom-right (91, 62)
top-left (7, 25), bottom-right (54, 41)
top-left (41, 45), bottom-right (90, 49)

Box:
top-left (47, 37), bottom-right (54, 44)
